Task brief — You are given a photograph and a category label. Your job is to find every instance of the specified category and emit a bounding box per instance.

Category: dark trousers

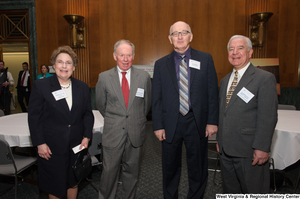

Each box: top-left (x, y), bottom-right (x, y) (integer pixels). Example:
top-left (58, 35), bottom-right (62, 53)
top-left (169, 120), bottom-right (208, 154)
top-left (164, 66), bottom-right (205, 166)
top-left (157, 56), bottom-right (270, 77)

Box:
top-left (162, 111), bottom-right (208, 199)
top-left (17, 87), bottom-right (30, 112)
top-left (220, 149), bottom-right (270, 193)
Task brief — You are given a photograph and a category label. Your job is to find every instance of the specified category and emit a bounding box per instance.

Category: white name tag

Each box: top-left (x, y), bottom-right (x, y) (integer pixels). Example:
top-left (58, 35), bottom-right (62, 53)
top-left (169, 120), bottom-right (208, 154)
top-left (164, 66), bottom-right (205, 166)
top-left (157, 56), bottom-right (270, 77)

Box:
top-left (189, 59), bottom-right (201, 70)
top-left (52, 89), bottom-right (67, 101)
top-left (72, 144), bottom-right (85, 154)
top-left (136, 88), bottom-right (144, 98)
top-left (237, 87), bottom-right (254, 103)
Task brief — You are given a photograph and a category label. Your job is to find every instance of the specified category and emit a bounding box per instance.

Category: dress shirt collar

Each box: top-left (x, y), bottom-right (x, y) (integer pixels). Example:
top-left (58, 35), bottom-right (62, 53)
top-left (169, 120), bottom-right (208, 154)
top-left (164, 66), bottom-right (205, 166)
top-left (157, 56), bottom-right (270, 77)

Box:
top-left (174, 46), bottom-right (191, 60)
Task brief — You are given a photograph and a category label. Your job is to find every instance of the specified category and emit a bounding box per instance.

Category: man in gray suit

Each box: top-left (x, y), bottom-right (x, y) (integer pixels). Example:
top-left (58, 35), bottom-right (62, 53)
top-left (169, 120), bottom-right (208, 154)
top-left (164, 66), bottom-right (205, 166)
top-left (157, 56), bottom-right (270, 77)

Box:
top-left (217, 35), bottom-right (278, 193)
top-left (96, 39), bottom-right (151, 199)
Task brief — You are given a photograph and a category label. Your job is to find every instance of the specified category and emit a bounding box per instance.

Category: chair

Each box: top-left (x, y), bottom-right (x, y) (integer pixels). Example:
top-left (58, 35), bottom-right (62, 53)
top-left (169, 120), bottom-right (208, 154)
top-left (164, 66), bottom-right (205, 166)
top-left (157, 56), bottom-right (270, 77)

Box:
top-left (0, 109), bottom-right (5, 117)
top-left (0, 138), bottom-right (37, 199)
top-left (87, 131), bottom-right (102, 191)
top-left (207, 134), bottom-right (222, 185)
top-left (269, 158), bottom-right (277, 193)
top-left (278, 104), bottom-right (296, 110)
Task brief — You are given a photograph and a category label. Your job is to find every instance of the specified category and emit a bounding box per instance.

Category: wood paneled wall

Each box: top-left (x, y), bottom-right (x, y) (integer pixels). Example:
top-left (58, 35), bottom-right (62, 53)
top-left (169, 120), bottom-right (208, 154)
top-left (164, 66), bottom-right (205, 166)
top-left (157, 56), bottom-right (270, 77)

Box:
top-left (35, 0), bottom-right (300, 87)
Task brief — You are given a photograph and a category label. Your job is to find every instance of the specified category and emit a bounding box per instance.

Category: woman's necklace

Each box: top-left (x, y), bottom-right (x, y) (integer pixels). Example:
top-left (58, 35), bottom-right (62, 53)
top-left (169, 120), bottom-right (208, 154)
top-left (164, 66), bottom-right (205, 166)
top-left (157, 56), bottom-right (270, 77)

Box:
top-left (61, 82), bottom-right (71, 89)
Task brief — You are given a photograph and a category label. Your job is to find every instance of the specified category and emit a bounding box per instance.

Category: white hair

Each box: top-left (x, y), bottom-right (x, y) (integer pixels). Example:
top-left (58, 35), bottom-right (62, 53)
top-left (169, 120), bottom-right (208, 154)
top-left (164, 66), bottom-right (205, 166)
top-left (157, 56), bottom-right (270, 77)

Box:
top-left (227, 35), bottom-right (252, 51)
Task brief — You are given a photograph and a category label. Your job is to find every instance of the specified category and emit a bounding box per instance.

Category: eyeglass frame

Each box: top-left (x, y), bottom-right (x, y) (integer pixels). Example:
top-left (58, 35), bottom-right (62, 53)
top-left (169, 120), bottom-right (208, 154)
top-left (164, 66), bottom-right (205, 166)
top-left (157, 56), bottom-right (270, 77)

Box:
top-left (55, 60), bottom-right (73, 67)
top-left (170, 30), bottom-right (191, 37)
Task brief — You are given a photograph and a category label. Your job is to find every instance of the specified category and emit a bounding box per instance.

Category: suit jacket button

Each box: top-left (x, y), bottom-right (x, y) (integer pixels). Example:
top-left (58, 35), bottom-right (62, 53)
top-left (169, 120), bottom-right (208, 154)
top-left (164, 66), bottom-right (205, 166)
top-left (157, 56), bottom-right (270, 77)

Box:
top-left (122, 127), bottom-right (125, 130)
top-left (126, 116), bottom-right (128, 118)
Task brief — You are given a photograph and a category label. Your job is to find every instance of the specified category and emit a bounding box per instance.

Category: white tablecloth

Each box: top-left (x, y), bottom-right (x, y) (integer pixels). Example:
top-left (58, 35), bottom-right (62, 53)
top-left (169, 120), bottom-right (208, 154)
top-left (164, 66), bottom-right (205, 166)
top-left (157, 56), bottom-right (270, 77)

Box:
top-left (270, 110), bottom-right (300, 170)
top-left (0, 110), bottom-right (104, 147)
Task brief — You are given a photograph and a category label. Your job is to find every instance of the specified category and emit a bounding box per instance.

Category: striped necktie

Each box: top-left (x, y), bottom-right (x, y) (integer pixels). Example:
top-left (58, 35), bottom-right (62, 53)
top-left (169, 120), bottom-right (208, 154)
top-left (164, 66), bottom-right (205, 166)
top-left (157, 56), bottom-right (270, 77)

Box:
top-left (179, 54), bottom-right (189, 116)
top-left (226, 70), bottom-right (238, 107)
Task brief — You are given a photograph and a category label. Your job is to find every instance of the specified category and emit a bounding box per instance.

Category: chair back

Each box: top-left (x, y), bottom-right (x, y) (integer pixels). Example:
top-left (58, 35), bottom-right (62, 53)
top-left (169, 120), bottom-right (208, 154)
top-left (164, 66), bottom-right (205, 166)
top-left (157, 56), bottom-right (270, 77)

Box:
top-left (88, 131), bottom-right (102, 156)
top-left (278, 104), bottom-right (296, 110)
top-left (208, 133), bottom-right (217, 144)
top-left (0, 109), bottom-right (4, 117)
top-left (0, 138), bottom-right (17, 173)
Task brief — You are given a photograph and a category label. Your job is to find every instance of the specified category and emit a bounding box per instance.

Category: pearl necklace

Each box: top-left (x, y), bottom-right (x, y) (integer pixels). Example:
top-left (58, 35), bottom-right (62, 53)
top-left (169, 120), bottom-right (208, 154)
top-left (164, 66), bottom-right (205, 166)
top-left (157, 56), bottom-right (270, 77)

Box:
top-left (61, 83), bottom-right (71, 89)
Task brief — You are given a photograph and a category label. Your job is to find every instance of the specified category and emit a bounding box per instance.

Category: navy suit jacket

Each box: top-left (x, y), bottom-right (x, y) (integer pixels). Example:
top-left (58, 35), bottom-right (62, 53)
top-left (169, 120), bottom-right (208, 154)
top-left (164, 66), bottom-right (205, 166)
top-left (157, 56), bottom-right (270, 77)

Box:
top-left (28, 75), bottom-right (94, 155)
top-left (152, 48), bottom-right (219, 143)
top-left (17, 70), bottom-right (31, 90)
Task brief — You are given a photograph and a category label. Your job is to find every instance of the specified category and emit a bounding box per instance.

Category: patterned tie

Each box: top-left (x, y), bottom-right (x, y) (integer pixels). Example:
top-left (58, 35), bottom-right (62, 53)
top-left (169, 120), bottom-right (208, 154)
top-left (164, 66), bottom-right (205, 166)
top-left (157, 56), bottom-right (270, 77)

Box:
top-left (179, 55), bottom-right (189, 116)
top-left (121, 72), bottom-right (130, 108)
top-left (226, 70), bottom-right (238, 107)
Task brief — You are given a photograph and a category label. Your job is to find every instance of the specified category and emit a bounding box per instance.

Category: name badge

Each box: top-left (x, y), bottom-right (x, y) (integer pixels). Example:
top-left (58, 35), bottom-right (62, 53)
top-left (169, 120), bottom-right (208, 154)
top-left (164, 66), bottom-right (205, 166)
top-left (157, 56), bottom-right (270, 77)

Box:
top-left (136, 88), bottom-right (144, 98)
top-left (237, 87), bottom-right (254, 103)
top-left (52, 89), bottom-right (67, 101)
top-left (189, 59), bottom-right (201, 70)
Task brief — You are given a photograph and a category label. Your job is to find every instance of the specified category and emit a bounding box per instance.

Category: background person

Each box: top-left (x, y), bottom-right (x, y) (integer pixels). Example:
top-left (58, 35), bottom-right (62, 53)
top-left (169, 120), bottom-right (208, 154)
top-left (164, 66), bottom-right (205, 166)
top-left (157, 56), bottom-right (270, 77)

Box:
top-left (152, 21), bottom-right (219, 198)
top-left (37, 64), bottom-right (53, 79)
top-left (217, 35), bottom-right (278, 193)
top-left (0, 60), bottom-right (14, 115)
top-left (96, 39), bottom-right (151, 199)
top-left (16, 62), bottom-right (30, 112)
top-left (28, 46), bottom-right (94, 199)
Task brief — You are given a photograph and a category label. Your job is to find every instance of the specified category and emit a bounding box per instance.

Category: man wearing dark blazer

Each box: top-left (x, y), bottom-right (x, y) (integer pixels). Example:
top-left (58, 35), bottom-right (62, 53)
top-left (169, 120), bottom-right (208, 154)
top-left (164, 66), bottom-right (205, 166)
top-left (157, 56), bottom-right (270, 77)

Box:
top-left (96, 39), bottom-right (151, 199)
top-left (17, 62), bottom-right (30, 112)
top-left (217, 35), bottom-right (278, 193)
top-left (152, 21), bottom-right (219, 198)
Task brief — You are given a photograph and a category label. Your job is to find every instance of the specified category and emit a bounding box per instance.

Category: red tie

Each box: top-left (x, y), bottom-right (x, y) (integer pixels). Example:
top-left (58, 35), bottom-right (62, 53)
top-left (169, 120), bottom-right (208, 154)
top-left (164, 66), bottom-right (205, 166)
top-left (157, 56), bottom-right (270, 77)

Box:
top-left (121, 72), bottom-right (129, 108)
top-left (20, 71), bottom-right (26, 86)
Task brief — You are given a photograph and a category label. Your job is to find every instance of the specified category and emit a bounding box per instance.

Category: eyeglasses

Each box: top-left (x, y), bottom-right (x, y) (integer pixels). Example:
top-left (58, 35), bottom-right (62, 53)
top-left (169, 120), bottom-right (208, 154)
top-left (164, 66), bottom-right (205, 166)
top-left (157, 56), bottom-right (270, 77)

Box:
top-left (170, 30), bottom-right (190, 37)
top-left (56, 60), bottom-right (73, 67)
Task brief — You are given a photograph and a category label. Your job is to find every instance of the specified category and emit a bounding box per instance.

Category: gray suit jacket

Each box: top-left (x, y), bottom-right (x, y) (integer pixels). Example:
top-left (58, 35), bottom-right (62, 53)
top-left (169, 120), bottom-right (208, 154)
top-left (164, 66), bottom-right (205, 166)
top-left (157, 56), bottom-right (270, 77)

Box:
top-left (217, 64), bottom-right (278, 157)
top-left (96, 66), bottom-right (151, 148)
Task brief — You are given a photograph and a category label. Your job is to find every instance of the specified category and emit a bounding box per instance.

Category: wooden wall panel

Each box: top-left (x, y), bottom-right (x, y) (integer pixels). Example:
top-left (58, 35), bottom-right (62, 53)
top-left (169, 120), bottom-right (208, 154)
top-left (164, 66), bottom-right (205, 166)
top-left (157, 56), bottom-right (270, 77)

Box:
top-left (277, 0), bottom-right (300, 87)
top-left (35, 0), bottom-right (300, 87)
top-left (89, 0), bottom-right (247, 86)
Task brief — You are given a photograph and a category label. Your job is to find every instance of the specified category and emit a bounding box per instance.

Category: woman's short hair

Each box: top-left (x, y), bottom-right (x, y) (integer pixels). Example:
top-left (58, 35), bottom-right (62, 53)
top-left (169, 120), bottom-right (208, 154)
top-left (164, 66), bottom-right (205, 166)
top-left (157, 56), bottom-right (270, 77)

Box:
top-left (50, 46), bottom-right (78, 67)
top-left (40, 64), bottom-right (49, 72)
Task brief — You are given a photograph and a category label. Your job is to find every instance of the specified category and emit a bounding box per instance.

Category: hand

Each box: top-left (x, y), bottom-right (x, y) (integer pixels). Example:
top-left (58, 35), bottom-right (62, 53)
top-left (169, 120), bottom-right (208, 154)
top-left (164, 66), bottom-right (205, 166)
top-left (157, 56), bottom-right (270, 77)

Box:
top-left (37, 143), bottom-right (52, 160)
top-left (154, 129), bottom-right (166, 141)
top-left (80, 137), bottom-right (90, 150)
top-left (216, 141), bottom-right (220, 153)
top-left (2, 82), bottom-right (9, 87)
top-left (252, 149), bottom-right (269, 166)
top-left (205, 124), bottom-right (218, 137)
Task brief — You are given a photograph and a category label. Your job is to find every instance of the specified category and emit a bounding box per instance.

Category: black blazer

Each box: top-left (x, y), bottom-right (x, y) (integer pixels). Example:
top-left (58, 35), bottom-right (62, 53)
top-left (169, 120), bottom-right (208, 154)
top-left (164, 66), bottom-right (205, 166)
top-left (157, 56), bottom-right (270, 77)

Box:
top-left (17, 70), bottom-right (31, 90)
top-left (152, 48), bottom-right (219, 143)
top-left (28, 75), bottom-right (94, 155)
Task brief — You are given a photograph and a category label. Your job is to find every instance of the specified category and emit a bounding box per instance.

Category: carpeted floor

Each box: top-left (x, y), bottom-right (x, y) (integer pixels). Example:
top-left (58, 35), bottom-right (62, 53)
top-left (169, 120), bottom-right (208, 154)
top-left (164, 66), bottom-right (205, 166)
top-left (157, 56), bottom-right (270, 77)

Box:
top-left (0, 123), bottom-right (299, 199)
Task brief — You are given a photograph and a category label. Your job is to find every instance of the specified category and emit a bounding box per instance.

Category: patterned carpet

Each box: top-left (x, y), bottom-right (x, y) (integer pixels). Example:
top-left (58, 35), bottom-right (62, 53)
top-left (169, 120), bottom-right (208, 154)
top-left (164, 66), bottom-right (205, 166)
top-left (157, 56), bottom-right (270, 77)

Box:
top-left (0, 123), bottom-right (299, 198)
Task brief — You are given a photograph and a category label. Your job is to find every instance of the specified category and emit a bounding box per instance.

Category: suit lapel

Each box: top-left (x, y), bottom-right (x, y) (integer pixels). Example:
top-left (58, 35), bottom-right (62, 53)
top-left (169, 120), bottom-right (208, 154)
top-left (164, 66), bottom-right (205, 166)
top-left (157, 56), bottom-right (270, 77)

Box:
top-left (166, 52), bottom-right (179, 93)
top-left (190, 48), bottom-right (198, 86)
top-left (127, 67), bottom-right (138, 111)
top-left (50, 76), bottom-right (71, 115)
top-left (226, 64), bottom-right (255, 110)
top-left (110, 67), bottom-right (127, 111)
top-left (70, 77), bottom-right (79, 115)
top-left (221, 73), bottom-right (231, 111)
